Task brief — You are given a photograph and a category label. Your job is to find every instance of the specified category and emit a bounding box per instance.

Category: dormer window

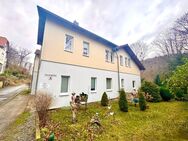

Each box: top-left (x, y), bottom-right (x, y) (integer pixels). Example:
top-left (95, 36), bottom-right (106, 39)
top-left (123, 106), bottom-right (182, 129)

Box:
top-left (64, 34), bottom-right (73, 52)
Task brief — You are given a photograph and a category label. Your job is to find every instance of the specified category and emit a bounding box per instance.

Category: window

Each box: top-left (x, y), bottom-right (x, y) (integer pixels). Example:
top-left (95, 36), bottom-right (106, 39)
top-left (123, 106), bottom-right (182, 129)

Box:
top-left (106, 78), bottom-right (112, 90)
top-left (125, 57), bottom-right (128, 67)
top-left (132, 80), bottom-right (135, 88)
top-left (61, 76), bottom-right (70, 93)
top-left (65, 34), bottom-right (73, 52)
top-left (91, 77), bottom-right (96, 91)
top-left (83, 41), bottom-right (89, 56)
top-left (121, 79), bottom-right (124, 88)
top-left (120, 55), bottom-right (123, 66)
top-left (105, 50), bottom-right (114, 63)
top-left (105, 50), bottom-right (109, 62)
top-left (128, 58), bottom-right (131, 67)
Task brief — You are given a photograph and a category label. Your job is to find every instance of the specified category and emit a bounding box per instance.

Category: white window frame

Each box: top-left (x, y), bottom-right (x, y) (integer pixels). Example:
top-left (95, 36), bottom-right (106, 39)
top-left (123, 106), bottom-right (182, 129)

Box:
top-left (91, 77), bottom-right (97, 92)
top-left (106, 78), bottom-right (112, 91)
top-left (128, 58), bottom-right (131, 67)
top-left (132, 80), bottom-right (135, 88)
top-left (83, 41), bottom-right (89, 57)
top-left (64, 34), bottom-right (74, 52)
top-left (125, 57), bottom-right (128, 67)
top-left (121, 79), bottom-right (124, 88)
top-left (60, 75), bottom-right (70, 95)
top-left (105, 50), bottom-right (109, 62)
top-left (120, 55), bottom-right (123, 66)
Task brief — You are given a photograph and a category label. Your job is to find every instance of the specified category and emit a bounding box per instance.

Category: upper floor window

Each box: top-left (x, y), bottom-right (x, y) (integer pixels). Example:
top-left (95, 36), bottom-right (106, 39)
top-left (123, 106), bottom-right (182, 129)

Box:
top-left (120, 55), bottom-right (123, 66)
top-left (105, 50), bottom-right (114, 63)
top-left (65, 34), bottom-right (73, 52)
top-left (125, 57), bottom-right (128, 67)
top-left (83, 41), bottom-right (89, 56)
top-left (132, 80), bottom-right (135, 88)
top-left (128, 58), bottom-right (131, 67)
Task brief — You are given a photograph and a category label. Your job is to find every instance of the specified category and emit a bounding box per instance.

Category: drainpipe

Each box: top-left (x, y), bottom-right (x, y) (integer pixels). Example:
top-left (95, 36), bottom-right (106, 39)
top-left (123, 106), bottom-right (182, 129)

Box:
top-left (114, 48), bottom-right (120, 91)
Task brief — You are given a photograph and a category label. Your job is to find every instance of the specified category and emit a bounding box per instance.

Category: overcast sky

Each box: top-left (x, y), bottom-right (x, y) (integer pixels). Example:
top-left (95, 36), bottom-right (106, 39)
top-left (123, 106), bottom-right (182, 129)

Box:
top-left (0, 0), bottom-right (188, 62)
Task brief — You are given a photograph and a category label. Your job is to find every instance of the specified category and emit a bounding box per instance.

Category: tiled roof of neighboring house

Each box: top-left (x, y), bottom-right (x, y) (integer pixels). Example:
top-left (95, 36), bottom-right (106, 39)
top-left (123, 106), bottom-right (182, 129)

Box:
top-left (37, 6), bottom-right (145, 70)
top-left (0, 36), bottom-right (8, 47)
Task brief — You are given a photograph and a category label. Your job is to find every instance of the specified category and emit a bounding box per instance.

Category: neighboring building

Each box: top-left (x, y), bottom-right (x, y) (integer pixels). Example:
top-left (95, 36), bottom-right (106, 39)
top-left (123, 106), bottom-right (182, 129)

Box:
top-left (32, 6), bottom-right (145, 108)
top-left (0, 36), bottom-right (9, 73)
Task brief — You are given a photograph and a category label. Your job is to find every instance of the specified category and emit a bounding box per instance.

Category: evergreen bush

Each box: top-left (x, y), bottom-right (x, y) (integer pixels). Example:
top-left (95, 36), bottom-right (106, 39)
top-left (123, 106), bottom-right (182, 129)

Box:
top-left (139, 91), bottom-right (147, 111)
top-left (141, 81), bottom-right (161, 102)
top-left (101, 92), bottom-right (108, 106)
top-left (160, 87), bottom-right (173, 101)
top-left (118, 89), bottom-right (128, 112)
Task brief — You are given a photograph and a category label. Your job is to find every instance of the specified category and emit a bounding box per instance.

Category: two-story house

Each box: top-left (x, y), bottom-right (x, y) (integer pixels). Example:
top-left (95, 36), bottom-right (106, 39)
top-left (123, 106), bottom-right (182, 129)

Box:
top-left (32, 6), bottom-right (145, 108)
top-left (0, 36), bottom-right (9, 73)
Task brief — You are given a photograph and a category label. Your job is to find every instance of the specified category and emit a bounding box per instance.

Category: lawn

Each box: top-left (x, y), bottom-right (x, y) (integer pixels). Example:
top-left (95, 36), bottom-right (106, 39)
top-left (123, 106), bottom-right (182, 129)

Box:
top-left (48, 101), bottom-right (188, 141)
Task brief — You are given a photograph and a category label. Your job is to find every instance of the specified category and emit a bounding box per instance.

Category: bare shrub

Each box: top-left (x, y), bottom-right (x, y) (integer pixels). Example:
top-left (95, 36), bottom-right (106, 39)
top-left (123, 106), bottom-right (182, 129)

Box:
top-left (35, 91), bottom-right (52, 127)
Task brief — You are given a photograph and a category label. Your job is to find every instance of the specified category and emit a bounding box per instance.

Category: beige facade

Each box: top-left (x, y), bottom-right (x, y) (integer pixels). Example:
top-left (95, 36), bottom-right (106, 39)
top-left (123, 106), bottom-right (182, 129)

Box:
top-left (41, 19), bottom-right (140, 75)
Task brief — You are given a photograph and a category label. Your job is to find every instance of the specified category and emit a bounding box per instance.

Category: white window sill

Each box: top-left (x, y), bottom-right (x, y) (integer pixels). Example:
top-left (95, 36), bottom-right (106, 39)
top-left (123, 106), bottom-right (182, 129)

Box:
top-left (59, 93), bottom-right (69, 96)
top-left (106, 89), bottom-right (113, 92)
top-left (90, 90), bottom-right (97, 93)
top-left (83, 54), bottom-right (89, 57)
top-left (64, 49), bottom-right (73, 53)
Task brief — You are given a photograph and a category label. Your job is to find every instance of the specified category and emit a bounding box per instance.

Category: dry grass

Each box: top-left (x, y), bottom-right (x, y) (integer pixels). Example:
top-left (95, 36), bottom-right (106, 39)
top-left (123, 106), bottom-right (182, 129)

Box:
top-left (48, 101), bottom-right (188, 141)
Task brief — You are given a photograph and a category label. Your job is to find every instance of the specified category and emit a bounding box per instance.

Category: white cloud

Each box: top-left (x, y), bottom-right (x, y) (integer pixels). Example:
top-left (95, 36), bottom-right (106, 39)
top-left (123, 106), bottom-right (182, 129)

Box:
top-left (0, 0), bottom-right (188, 62)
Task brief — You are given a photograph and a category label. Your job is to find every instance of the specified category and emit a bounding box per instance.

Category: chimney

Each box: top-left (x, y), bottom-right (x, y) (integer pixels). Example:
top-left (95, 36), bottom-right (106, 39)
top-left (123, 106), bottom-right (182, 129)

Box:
top-left (73, 20), bottom-right (79, 26)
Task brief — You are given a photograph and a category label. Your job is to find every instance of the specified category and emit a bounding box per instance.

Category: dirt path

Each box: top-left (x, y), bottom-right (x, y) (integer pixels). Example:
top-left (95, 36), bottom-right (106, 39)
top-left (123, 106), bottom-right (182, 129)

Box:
top-left (0, 95), bottom-right (29, 135)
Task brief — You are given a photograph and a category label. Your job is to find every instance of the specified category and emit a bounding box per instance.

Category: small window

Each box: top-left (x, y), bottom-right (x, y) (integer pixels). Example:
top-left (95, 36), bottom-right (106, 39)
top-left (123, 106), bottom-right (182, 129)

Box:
top-left (132, 80), bottom-right (135, 88)
top-left (125, 57), bottom-right (128, 67)
top-left (61, 76), bottom-right (70, 93)
top-left (120, 55), bottom-right (123, 66)
top-left (91, 77), bottom-right (96, 91)
top-left (105, 50), bottom-right (109, 62)
top-left (65, 34), bottom-right (73, 52)
top-left (106, 78), bottom-right (112, 90)
top-left (128, 58), bottom-right (131, 67)
top-left (83, 41), bottom-right (89, 56)
top-left (110, 52), bottom-right (114, 63)
top-left (121, 79), bottom-right (124, 88)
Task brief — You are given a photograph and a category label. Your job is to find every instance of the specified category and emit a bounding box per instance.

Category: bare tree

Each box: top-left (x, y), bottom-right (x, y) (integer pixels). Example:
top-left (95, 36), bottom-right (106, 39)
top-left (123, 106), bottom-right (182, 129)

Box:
top-left (172, 12), bottom-right (188, 50)
top-left (6, 43), bottom-right (19, 67)
top-left (130, 41), bottom-right (149, 61)
top-left (18, 48), bottom-right (31, 66)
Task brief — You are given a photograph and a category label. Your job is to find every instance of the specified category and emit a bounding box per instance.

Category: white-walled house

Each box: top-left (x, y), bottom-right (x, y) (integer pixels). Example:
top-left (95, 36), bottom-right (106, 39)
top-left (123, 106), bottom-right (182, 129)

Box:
top-left (31, 6), bottom-right (145, 108)
top-left (0, 36), bottom-right (9, 73)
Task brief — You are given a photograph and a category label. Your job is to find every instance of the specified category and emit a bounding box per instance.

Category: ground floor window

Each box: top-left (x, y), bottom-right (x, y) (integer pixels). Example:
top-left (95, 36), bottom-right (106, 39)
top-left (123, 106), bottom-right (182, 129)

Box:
top-left (61, 76), bottom-right (70, 93)
top-left (91, 77), bottom-right (96, 91)
top-left (121, 79), bottom-right (124, 88)
top-left (106, 78), bottom-right (112, 90)
top-left (132, 80), bottom-right (135, 88)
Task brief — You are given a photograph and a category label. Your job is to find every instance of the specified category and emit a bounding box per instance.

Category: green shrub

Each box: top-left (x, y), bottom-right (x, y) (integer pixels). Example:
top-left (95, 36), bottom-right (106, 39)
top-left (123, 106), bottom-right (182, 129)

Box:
top-left (139, 91), bottom-right (147, 111)
top-left (141, 81), bottom-right (161, 102)
top-left (154, 74), bottom-right (161, 86)
top-left (101, 92), bottom-right (108, 106)
top-left (160, 87), bottom-right (173, 101)
top-left (118, 89), bottom-right (128, 112)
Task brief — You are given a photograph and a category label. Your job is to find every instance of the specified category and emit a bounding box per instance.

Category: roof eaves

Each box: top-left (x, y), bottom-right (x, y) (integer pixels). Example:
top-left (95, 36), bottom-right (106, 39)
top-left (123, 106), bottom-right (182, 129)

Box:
top-left (37, 6), bottom-right (117, 49)
top-left (119, 44), bottom-right (145, 70)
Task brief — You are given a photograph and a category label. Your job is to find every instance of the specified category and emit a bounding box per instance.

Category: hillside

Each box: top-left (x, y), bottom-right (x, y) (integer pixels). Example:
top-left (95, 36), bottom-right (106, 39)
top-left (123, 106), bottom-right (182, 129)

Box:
top-left (141, 54), bottom-right (188, 82)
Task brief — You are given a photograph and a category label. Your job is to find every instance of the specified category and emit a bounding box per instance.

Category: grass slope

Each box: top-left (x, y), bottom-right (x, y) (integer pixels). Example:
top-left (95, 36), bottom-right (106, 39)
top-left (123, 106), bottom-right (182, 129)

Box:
top-left (49, 101), bottom-right (188, 141)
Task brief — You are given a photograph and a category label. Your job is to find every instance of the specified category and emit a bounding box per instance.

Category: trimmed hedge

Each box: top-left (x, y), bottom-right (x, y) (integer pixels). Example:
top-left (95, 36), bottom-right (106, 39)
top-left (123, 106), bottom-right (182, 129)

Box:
top-left (101, 92), bottom-right (108, 106)
top-left (118, 89), bottom-right (128, 112)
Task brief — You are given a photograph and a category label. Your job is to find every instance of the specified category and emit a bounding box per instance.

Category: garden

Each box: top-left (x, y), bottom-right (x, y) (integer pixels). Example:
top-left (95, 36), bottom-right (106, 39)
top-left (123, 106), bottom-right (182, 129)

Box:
top-left (36, 56), bottom-right (188, 141)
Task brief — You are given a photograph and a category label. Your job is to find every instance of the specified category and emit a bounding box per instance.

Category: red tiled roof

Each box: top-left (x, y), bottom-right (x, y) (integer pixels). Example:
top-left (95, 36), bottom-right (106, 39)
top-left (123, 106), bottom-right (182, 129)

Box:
top-left (0, 36), bottom-right (8, 46)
